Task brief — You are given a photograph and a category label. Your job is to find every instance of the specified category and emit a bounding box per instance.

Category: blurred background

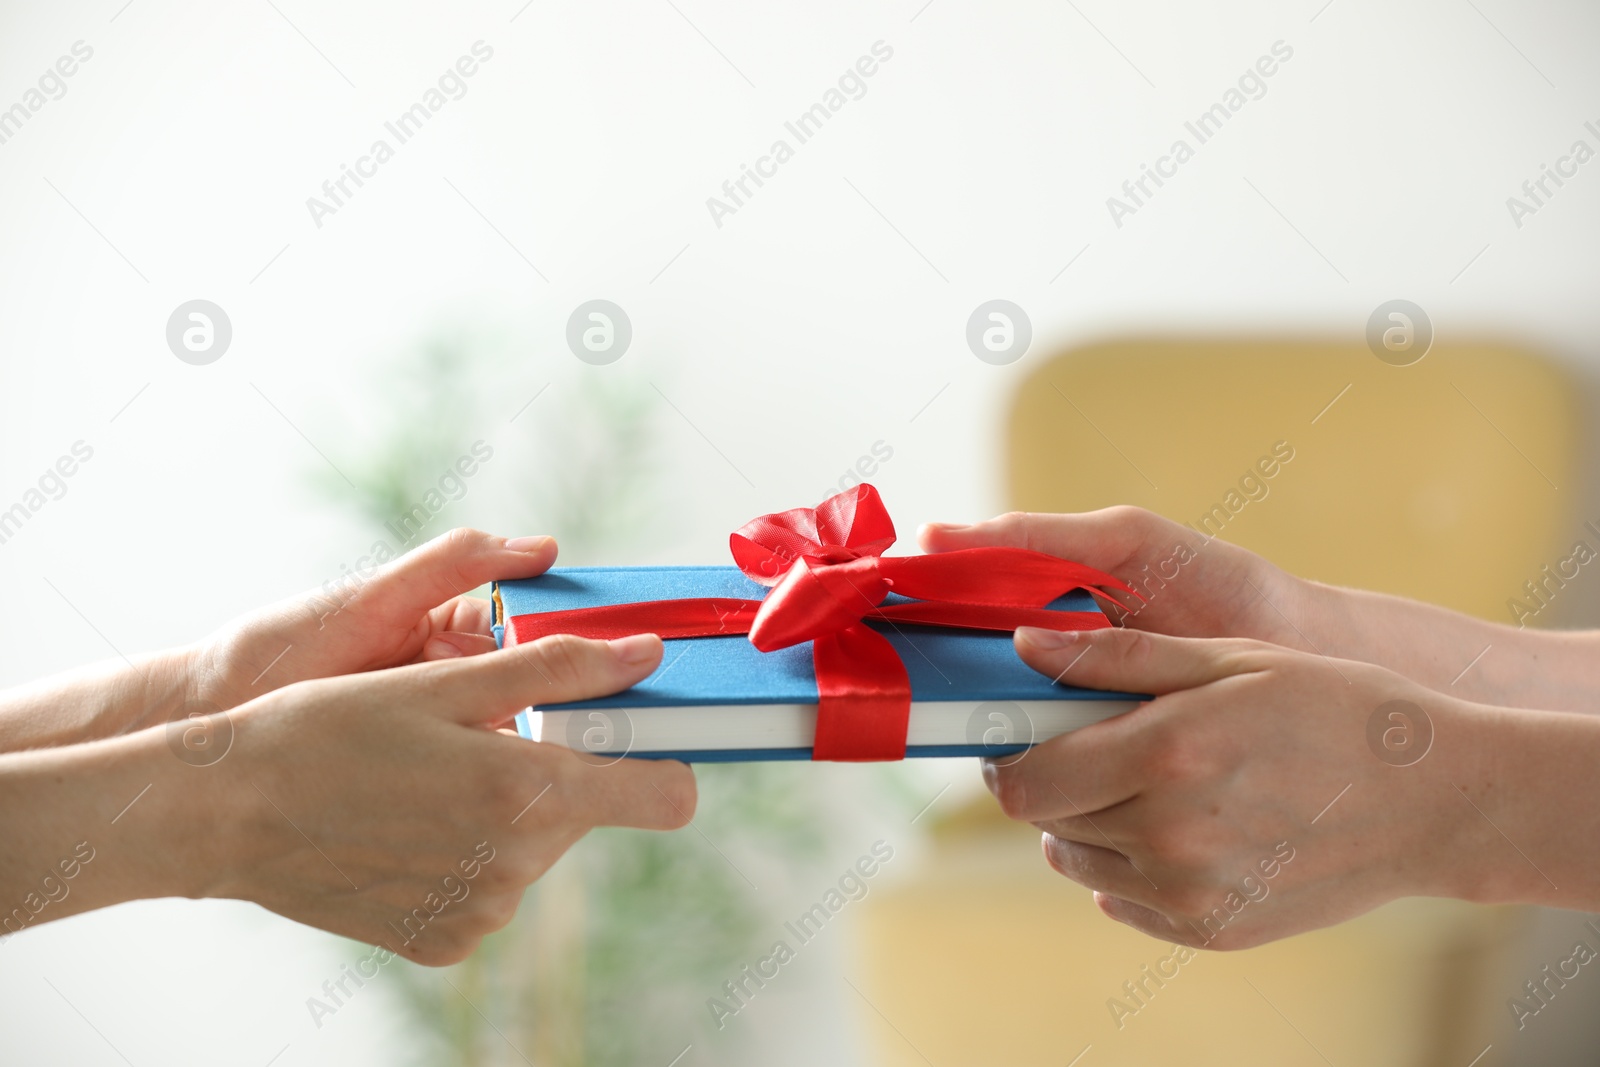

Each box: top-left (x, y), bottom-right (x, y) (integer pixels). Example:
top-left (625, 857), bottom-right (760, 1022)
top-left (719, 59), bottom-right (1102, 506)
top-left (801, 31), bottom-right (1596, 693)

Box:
top-left (2, 0), bottom-right (1599, 1063)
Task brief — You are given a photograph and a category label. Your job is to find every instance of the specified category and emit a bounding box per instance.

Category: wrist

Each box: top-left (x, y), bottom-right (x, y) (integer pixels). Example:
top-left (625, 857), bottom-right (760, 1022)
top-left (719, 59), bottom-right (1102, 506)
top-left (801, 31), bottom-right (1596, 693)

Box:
top-left (0, 723), bottom-right (223, 924)
top-left (108, 725), bottom-right (227, 901)
top-left (1416, 696), bottom-right (1582, 907)
top-left (0, 643), bottom-right (205, 752)
top-left (1254, 565), bottom-right (1346, 653)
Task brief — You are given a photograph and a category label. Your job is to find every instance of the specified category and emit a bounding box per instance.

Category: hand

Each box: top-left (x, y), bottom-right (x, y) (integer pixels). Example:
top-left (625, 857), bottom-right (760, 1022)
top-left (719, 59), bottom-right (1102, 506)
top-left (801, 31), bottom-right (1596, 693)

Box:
top-left (0, 529), bottom-right (559, 753)
top-left (178, 631), bottom-right (693, 964)
top-left (981, 625), bottom-right (1591, 949)
top-left (919, 508), bottom-right (1307, 645)
top-left (196, 528), bottom-right (558, 711)
top-left (919, 508), bottom-right (1600, 712)
top-left (1, 597), bottom-right (696, 960)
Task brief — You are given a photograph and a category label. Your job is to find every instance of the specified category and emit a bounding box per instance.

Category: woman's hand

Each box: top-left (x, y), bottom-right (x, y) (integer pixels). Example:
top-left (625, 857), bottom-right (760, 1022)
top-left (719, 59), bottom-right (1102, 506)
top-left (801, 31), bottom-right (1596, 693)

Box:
top-left (0, 528), bottom-right (560, 751)
top-left (196, 527), bottom-right (559, 710)
top-left (920, 508), bottom-right (1309, 646)
top-left (0, 632), bottom-right (695, 965)
top-left (981, 625), bottom-right (1600, 949)
top-left (922, 508), bottom-right (1600, 712)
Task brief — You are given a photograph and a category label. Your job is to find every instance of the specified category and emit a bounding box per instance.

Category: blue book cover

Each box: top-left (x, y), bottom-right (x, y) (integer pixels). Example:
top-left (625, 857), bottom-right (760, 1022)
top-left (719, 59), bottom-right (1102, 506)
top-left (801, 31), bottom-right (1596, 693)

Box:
top-left (493, 566), bottom-right (1145, 762)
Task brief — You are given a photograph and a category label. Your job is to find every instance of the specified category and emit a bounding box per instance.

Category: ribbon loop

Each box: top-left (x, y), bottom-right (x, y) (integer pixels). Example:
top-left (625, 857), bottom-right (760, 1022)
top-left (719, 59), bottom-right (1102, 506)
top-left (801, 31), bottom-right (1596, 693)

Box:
top-left (749, 555), bottom-right (890, 652)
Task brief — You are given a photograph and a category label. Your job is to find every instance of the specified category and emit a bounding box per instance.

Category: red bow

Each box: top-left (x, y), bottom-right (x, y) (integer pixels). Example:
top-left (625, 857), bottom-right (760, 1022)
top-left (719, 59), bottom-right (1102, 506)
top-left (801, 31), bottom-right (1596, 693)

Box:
top-left (506, 485), bottom-right (1135, 761)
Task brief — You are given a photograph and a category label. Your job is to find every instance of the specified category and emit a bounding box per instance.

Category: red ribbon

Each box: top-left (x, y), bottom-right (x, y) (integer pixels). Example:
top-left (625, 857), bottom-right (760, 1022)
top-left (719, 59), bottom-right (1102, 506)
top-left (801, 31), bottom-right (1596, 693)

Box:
top-left (504, 485), bottom-right (1136, 761)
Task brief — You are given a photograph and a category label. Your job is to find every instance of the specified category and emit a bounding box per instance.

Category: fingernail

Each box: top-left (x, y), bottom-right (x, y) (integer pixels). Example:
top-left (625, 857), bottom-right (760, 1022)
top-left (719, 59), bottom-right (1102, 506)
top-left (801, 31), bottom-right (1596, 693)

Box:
top-left (504, 535), bottom-right (553, 553)
top-left (1016, 626), bottom-right (1078, 650)
top-left (608, 633), bottom-right (660, 665)
top-left (927, 522), bottom-right (971, 532)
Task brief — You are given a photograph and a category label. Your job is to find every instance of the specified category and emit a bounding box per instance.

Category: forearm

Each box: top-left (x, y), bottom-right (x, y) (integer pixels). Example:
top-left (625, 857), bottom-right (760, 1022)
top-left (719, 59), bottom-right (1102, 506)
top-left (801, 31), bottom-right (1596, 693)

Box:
top-left (0, 645), bottom-right (201, 752)
top-left (1445, 698), bottom-right (1600, 909)
top-left (0, 728), bottom-right (209, 937)
top-left (1293, 578), bottom-right (1600, 712)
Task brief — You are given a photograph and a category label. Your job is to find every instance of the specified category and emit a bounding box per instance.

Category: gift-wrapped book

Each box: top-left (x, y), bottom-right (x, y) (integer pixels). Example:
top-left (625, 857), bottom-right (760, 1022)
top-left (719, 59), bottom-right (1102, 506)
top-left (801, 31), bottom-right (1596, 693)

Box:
top-left (491, 486), bottom-right (1146, 762)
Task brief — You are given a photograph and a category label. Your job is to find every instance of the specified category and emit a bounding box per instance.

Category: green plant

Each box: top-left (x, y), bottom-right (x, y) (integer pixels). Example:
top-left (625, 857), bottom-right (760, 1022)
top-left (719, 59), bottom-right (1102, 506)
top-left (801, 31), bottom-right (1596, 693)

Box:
top-left (317, 331), bottom-right (900, 1066)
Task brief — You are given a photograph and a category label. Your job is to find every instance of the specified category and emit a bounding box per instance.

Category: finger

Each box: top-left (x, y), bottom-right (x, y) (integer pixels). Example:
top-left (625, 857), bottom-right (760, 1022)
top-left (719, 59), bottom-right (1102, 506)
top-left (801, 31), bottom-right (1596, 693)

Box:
top-left (360, 529), bottom-right (558, 621)
top-left (550, 751), bottom-right (698, 832)
top-left (423, 595), bottom-right (496, 639)
top-left (405, 632), bottom-right (665, 725)
top-left (419, 632), bottom-right (499, 661)
top-left (1014, 626), bottom-right (1257, 696)
top-left (918, 508), bottom-right (1186, 567)
top-left (982, 721), bottom-right (1154, 822)
top-left (1042, 835), bottom-right (1167, 914)
top-left (1033, 804), bottom-right (1141, 849)
top-left (1092, 892), bottom-right (1204, 947)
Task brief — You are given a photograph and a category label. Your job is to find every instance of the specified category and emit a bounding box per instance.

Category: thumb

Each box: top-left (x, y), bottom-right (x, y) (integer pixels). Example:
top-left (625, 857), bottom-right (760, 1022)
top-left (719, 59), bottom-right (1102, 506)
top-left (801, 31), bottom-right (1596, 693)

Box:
top-left (1015, 626), bottom-right (1256, 696)
top-left (395, 632), bottom-right (665, 726)
top-left (357, 528), bottom-right (559, 621)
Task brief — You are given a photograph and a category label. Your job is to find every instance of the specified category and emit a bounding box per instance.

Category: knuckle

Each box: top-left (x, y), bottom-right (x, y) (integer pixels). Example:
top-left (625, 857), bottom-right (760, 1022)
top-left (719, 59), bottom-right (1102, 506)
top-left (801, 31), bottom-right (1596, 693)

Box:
top-left (511, 756), bottom-right (573, 826)
top-left (1101, 504), bottom-right (1154, 529)
top-left (439, 526), bottom-right (488, 553)
top-left (1140, 822), bottom-right (1191, 866)
top-left (440, 527), bottom-right (490, 586)
top-left (1113, 628), bottom-right (1159, 673)
top-left (1043, 835), bottom-right (1099, 885)
top-left (536, 778), bottom-right (575, 826)
top-left (1142, 816), bottom-right (1221, 876)
top-left (991, 511), bottom-right (1034, 549)
top-left (990, 769), bottom-right (1031, 821)
top-left (485, 756), bottom-right (533, 814)
top-left (1141, 725), bottom-right (1205, 784)
top-left (476, 891), bottom-right (523, 932)
top-left (1164, 879), bottom-right (1224, 920)
top-left (653, 766), bottom-right (697, 827)
top-left (1220, 636), bottom-right (1274, 665)
top-left (411, 930), bottom-right (479, 967)
top-left (472, 851), bottom-right (526, 892)
top-left (529, 633), bottom-right (603, 692)
top-left (1199, 927), bottom-right (1250, 952)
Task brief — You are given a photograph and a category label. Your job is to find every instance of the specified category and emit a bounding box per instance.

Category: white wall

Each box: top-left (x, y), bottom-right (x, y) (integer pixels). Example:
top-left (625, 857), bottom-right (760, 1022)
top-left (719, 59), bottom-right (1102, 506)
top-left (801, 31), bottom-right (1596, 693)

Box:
top-left (2, 0), bottom-right (1597, 1062)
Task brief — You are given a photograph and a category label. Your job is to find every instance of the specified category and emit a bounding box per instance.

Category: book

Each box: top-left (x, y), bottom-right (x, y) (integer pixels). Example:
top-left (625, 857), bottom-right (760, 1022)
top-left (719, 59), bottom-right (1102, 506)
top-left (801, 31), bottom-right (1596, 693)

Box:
top-left (492, 566), bottom-right (1146, 762)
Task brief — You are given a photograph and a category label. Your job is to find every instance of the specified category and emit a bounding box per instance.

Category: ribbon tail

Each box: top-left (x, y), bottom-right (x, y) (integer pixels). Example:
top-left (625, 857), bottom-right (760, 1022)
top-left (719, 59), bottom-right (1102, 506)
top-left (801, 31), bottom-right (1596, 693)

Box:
top-left (811, 623), bottom-right (910, 762)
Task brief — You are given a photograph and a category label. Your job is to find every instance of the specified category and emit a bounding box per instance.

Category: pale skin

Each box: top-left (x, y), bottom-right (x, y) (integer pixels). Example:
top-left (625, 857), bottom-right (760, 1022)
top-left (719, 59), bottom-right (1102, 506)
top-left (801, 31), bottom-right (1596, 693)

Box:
top-left (920, 508), bottom-right (1600, 949)
top-left (0, 529), bottom-right (695, 965)
top-left (10, 510), bottom-right (1597, 960)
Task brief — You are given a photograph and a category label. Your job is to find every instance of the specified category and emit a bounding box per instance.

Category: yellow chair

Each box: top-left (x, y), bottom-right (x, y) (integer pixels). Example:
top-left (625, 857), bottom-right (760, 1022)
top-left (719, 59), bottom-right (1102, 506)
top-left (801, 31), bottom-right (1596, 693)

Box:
top-left (1007, 338), bottom-right (1579, 621)
top-left (855, 337), bottom-right (1584, 1066)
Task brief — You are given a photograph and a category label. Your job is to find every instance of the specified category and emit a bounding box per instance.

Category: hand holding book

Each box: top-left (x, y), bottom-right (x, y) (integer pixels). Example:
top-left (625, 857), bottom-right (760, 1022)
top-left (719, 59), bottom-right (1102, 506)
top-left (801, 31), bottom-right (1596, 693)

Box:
top-left (7, 498), bottom-right (1600, 959)
top-left (928, 508), bottom-right (1600, 945)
